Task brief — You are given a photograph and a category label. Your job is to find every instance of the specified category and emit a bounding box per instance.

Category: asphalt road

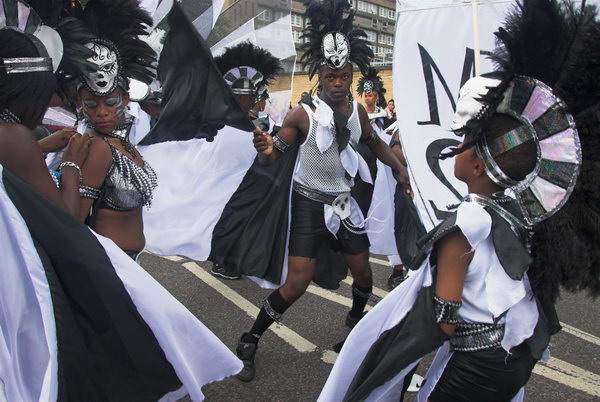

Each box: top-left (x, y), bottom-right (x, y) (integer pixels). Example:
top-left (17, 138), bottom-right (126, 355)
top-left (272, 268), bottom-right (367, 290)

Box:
top-left (138, 253), bottom-right (600, 402)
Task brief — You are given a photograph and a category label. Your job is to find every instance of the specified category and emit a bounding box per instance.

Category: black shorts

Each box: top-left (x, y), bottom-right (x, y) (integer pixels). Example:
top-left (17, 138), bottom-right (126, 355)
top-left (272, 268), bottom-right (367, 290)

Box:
top-left (429, 342), bottom-right (537, 402)
top-left (288, 191), bottom-right (370, 258)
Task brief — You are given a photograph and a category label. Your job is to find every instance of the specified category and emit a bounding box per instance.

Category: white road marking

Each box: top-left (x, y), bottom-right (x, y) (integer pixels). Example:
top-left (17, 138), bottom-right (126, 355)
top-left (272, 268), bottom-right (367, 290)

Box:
top-left (320, 350), bottom-right (338, 365)
top-left (560, 323), bottom-right (600, 347)
top-left (534, 357), bottom-right (600, 397)
top-left (146, 253), bottom-right (184, 262)
top-left (306, 284), bottom-right (371, 311)
top-left (182, 261), bottom-right (317, 353)
top-left (369, 256), bottom-right (390, 267)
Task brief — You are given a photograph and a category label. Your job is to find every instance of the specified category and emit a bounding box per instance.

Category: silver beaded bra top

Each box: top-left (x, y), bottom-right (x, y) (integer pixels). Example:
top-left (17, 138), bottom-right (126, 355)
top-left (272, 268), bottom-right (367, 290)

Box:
top-left (101, 138), bottom-right (157, 211)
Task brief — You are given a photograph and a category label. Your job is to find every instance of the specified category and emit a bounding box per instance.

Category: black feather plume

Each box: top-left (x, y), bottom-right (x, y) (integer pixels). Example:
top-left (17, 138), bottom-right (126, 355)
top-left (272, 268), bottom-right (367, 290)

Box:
top-left (299, 0), bottom-right (373, 78)
top-left (81, 0), bottom-right (157, 84)
top-left (214, 41), bottom-right (283, 85)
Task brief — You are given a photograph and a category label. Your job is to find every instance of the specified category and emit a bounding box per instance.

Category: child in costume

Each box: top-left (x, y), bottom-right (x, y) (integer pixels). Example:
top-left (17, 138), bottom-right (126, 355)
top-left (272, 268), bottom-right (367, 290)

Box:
top-left (319, 0), bottom-right (600, 400)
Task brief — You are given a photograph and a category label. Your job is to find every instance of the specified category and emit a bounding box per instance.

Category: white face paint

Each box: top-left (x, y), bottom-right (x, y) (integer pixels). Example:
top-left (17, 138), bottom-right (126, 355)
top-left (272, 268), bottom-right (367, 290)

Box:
top-left (322, 32), bottom-right (349, 70)
top-left (83, 41), bottom-right (120, 96)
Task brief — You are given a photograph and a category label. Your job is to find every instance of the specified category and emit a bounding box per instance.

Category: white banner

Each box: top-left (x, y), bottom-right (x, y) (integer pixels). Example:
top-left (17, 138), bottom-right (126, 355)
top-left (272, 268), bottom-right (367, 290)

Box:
top-left (393, 1), bottom-right (515, 230)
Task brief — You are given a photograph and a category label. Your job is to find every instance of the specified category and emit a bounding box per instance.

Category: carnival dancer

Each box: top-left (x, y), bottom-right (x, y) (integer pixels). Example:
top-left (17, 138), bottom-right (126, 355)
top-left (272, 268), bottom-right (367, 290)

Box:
top-left (68, 0), bottom-right (159, 259)
top-left (319, 0), bottom-right (600, 400)
top-left (137, 15), bottom-right (282, 264)
top-left (0, 2), bottom-right (242, 401)
top-left (209, 41), bottom-right (284, 279)
top-left (356, 67), bottom-right (416, 290)
top-left (227, 0), bottom-right (411, 382)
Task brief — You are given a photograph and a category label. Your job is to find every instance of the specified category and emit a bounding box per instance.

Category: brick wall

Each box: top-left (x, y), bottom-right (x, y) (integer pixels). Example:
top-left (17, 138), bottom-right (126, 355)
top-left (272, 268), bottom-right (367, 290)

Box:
top-left (283, 66), bottom-right (394, 108)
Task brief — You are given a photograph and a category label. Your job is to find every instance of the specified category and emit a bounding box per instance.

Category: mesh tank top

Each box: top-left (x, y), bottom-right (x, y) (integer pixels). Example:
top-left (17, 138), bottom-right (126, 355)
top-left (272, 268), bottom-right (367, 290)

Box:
top-left (294, 98), bottom-right (363, 196)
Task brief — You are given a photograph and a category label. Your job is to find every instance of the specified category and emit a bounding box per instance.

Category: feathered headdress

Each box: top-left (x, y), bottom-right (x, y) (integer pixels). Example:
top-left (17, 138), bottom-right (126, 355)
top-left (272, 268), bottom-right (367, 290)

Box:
top-left (0, 0), bottom-right (92, 77)
top-left (357, 67), bottom-right (387, 108)
top-left (299, 0), bottom-right (373, 79)
top-left (214, 41), bottom-right (282, 102)
top-left (72, 0), bottom-right (157, 96)
top-left (448, 0), bottom-right (600, 303)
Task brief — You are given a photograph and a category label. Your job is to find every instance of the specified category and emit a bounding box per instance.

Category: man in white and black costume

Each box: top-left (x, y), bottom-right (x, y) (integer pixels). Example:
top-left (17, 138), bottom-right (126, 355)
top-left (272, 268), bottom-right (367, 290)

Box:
top-left (0, 1), bottom-right (242, 400)
top-left (213, 0), bottom-right (411, 382)
top-left (319, 0), bottom-right (600, 400)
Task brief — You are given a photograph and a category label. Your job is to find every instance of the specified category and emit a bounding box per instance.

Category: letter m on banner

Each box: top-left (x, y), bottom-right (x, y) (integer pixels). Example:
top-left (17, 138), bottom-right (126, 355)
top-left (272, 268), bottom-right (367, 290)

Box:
top-left (393, 0), bottom-right (515, 230)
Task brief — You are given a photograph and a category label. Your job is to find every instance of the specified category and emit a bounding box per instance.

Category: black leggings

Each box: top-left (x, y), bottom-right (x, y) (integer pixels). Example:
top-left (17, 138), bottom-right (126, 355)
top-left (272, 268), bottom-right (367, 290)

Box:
top-left (429, 343), bottom-right (537, 402)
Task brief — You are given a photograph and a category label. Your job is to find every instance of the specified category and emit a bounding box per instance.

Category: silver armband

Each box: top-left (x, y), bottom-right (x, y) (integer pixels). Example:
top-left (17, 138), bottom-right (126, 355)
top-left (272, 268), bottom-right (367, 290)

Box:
top-left (80, 184), bottom-right (101, 200)
top-left (272, 134), bottom-right (291, 153)
top-left (433, 294), bottom-right (462, 324)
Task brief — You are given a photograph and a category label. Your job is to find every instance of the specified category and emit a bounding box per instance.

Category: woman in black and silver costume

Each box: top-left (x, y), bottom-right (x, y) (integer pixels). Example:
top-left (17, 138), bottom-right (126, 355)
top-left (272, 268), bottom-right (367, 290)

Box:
top-left (72, 0), bottom-right (158, 259)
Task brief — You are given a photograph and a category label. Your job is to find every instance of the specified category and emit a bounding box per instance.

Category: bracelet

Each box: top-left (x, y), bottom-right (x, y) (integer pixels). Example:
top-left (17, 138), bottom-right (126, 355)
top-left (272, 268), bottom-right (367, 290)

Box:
top-left (433, 294), bottom-right (462, 324)
top-left (59, 161), bottom-right (82, 183)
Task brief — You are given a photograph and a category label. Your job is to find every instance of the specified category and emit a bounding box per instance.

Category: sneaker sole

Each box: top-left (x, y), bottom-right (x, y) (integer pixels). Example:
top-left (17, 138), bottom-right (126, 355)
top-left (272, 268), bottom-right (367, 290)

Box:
top-left (211, 271), bottom-right (241, 280)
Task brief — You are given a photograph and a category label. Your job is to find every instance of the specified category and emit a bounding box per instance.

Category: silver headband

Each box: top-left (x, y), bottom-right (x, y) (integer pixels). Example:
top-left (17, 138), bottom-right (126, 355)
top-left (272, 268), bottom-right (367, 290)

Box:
top-left (223, 66), bottom-right (264, 97)
top-left (0, 57), bottom-right (52, 73)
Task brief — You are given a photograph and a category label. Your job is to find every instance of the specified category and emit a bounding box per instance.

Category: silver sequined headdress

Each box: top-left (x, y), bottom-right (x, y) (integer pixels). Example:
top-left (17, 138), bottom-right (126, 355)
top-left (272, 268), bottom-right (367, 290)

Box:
top-left (300, 0), bottom-right (373, 79)
top-left (357, 67), bottom-right (387, 108)
top-left (73, 0), bottom-right (157, 97)
top-left (214, 41), bottom-right (282, 103)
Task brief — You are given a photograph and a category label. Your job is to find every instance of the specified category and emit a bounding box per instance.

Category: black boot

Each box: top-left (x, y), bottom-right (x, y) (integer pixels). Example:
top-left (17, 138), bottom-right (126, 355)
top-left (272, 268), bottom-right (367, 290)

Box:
top-left (235, 333), bottom-right (258, 382)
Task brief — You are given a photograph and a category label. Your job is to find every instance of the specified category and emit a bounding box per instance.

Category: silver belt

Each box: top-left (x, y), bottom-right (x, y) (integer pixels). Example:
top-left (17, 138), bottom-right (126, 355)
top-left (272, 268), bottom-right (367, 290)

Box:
top-left (450, 322), bottom-right (505, 352)
top-left (293, 182), bottom-right (339, 204)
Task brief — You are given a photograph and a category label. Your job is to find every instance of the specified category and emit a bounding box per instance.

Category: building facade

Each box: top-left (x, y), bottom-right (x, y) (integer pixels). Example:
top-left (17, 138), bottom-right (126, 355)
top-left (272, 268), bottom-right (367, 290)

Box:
top-left (291, 0), bottom-right (397, 71)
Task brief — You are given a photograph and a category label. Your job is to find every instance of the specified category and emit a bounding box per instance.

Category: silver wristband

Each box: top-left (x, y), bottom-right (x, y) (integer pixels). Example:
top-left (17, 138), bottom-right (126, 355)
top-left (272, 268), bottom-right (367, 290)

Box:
top-left (433, 294), bottom-right (462, 324)
top-left (272, 134), bottom-right (290, 153)
top-left (59, 161), bottom-right (82, 183)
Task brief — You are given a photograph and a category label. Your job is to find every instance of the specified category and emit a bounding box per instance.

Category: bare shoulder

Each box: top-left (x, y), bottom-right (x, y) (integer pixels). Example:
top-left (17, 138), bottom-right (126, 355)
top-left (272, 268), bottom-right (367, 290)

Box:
top-left (283, 104), bottom-right (309, 125)
top-left (84, 135), bottom-right (112, 170)
top-left (0, 123), bottom-right (39, 162)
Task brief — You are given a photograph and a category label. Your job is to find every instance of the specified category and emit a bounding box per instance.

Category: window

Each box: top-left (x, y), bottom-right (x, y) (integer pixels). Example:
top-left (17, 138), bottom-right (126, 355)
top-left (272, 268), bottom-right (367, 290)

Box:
top-left (378, 33), bottom-right (393, 45)
top-left (372, 18), bottom-right (378, 28)
top-left (383, 47), bottom-right (393, 54)
top-left (367, 3), bottom-right (377, 14)
top-left (388, 8), bottom-right (395, 19)
top-left (274, 11), bottom-right (286, 21)
top-left (357, 0), bottom-right (368, 12)
top-left (292, 30), bottom-right (302, 44)
top-left (291, 13), bottom-right (303, 27)
top-left (257, 7), bottom-right (272, 22)
top-left (379, 7), bottom-right (386, 18)
top-left (364, 29), bottom-right (377, 42)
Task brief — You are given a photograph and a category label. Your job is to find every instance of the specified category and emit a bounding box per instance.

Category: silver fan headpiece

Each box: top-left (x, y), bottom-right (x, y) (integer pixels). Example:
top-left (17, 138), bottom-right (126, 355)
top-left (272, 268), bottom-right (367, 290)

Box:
top-left (451, 75), bottom-right (581, 225)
